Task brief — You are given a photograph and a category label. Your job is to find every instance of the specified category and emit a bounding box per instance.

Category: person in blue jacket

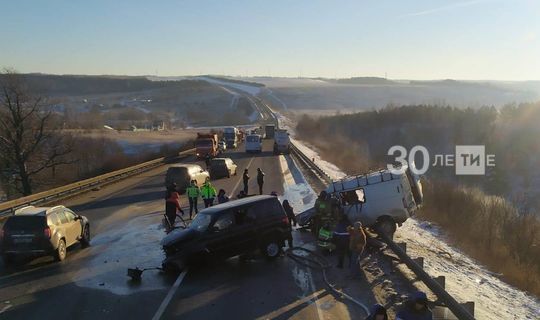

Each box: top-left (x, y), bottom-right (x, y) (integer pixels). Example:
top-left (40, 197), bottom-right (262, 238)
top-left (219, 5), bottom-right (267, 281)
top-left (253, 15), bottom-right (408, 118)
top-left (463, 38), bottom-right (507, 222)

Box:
top-left (396, 291), bottom-right (433, 320)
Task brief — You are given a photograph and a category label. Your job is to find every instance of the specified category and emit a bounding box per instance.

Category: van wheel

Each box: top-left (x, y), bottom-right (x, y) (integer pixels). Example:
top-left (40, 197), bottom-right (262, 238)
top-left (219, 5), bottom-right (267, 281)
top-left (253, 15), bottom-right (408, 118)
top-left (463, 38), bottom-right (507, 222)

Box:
top-left (376, 218), bottom-right (396, 240)
top-left (261, 239), bottom-right (281, 259)
top-left (55, 239), bottom-right (67, 261)
top-left (81, 225), bottom-right (91, 248)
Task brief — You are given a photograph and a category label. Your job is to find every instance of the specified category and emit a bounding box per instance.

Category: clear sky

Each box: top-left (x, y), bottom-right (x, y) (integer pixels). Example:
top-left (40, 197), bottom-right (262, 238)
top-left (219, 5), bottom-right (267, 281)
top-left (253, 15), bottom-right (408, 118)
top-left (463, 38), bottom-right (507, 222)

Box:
top-left (1, 0), bottom-right (539, 80)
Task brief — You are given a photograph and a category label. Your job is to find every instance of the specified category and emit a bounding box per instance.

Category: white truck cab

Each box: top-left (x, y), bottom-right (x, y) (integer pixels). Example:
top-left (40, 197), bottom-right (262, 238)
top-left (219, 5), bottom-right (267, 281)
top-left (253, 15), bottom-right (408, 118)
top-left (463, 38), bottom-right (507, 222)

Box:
top-left (245, 134), bottom-right (262, 153)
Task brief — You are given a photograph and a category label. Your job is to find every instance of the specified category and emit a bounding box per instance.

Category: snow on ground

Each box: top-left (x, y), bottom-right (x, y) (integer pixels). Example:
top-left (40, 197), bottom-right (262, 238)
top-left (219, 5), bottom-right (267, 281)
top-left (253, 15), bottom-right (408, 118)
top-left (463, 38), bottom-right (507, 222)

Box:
top-left (288, 126), bottom-right (540, 320)
top-left (278, 155), bottom-right (317, 213)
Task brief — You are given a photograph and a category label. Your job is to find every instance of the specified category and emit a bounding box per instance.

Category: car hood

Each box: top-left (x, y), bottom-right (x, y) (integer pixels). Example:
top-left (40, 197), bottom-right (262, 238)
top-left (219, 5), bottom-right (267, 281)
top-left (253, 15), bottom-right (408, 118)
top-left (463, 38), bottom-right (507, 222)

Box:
top-left (161, 228), bottom-right (199, 247)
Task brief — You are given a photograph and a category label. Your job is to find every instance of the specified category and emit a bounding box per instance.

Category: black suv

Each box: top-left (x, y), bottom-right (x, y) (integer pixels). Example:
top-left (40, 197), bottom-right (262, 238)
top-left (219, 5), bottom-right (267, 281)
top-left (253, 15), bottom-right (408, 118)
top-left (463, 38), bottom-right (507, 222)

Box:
top-left (161, 195), bottom-right (291, 270)
top-left (1, 205), bottom-right (90, 264)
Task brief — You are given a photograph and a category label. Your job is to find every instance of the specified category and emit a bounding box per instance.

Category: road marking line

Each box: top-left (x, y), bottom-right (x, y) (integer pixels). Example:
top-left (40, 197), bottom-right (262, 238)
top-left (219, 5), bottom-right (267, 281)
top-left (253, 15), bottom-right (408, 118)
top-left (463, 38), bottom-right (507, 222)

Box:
top-left (230, 157), bottom-right (255, 196)
top-left (152, 268), bottom-right (189, 320)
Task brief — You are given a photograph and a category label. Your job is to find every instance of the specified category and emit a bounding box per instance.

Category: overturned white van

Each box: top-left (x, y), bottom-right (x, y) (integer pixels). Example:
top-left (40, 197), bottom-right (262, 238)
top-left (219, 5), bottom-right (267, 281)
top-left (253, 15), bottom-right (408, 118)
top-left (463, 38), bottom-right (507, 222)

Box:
top-left (299, 164), bottom-right (423, 238)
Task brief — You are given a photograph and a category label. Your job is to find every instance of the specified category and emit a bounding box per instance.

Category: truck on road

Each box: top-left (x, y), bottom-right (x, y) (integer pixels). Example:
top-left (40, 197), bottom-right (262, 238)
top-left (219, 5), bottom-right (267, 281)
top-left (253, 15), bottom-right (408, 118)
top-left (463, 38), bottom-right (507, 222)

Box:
top-left (273, 129), bottom-right (290, 154)
top-left (223, 127), bottom-right (239, 149)
top-left (196, 133), bottom-right (219, 159)
top-left (245, 134), bottom-right (262, 153)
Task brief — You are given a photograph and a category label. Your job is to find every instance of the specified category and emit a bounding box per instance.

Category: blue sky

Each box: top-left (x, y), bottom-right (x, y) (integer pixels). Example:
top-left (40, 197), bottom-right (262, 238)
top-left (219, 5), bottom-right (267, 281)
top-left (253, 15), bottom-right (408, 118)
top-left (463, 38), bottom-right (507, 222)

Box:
top-left (1, 0), bottom-right (539, 80)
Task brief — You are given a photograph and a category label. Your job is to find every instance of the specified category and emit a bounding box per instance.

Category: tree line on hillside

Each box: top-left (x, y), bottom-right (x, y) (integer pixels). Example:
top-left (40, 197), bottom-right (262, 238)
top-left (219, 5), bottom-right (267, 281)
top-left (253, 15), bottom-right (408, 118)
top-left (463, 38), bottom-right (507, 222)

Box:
top-left (0, 73), bottom-right (213, 96)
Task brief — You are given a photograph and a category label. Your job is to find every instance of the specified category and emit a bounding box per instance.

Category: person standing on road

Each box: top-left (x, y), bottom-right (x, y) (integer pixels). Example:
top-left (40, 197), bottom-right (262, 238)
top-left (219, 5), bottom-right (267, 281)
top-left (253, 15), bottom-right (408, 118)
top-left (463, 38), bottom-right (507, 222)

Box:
top-left (257, 168), bottom-right (265, 195)
top-left (348, 221), bottom-right (367, 276)
top-left (201, 178), bottom-right (217, 208)
top-left (205, 154), bottom-right (211, 169)
top-left (282, 200), bottom-right (297, 228)
top-left (243, 169), bottom-right (250, 194)
top-left (313, 191), bottom-right (330, 236)
top-left (396, 291), bottom-right (433, 320)
top-left (217, 189), bottom-right (229, 204)
top-left (282, 199), bottom-right (296, 248)
top-left (165, 184), bottom-right (184, 229)
top-left (186, 180), bottom-right (200, 219)
top-left (333, 214), bottom-right (351, 269)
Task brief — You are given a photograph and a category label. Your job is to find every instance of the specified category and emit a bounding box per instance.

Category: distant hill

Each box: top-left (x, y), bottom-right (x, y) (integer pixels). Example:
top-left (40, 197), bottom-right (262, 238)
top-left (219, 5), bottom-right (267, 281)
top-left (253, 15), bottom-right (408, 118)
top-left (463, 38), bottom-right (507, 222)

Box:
top-left (5, 74), bottom-right (210, 96)
top-left (324, 77), bottom-right (397, 85)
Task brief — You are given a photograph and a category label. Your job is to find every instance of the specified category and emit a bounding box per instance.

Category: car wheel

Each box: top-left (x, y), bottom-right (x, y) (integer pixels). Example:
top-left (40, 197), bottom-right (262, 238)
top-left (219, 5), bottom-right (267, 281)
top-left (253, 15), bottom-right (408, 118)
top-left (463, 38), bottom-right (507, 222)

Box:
top-left (55, 239), bottom-right (67, 261)
top-left (376, 218), bottom-right (396, 240)
top-left (81, 225), bottom-right (91, 248)
top-left (261, 239), bottom-right (281, 259)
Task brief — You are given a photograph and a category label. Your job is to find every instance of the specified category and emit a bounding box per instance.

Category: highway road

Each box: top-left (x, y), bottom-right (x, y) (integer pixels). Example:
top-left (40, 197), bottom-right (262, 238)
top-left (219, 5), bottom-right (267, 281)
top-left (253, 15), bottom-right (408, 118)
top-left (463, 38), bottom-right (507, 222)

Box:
top-left (0, 140), bottom-right (367, 319)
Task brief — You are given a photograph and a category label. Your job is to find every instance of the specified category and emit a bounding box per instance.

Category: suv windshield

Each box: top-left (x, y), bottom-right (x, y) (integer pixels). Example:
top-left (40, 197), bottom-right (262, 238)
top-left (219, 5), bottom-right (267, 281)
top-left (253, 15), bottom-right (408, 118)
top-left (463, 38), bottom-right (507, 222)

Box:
top-left (196, 140), bottom-right (213, 147)
top-left (189, 213), bottom-right (212, 232)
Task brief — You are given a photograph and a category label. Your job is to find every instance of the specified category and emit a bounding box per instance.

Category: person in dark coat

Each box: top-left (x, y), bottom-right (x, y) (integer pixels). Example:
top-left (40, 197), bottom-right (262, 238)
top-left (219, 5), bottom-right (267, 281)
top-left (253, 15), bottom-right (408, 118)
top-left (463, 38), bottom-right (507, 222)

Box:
top-left (396, 291), bottom-right (433, 320)
top-left (365, 304), bottom-right (388, 320)
top-left (217, 189), bottom-right (229, 204)
top-left (256, 168), bottom-right (265, 195)
top-left (333, 214), bottom-right (351, 268)
top-left (282, 200), bottom-right (297, 227)
top-left (282, 199), bottom-right (296, 248)
top-left (242, 169), bottom-right (250, 194)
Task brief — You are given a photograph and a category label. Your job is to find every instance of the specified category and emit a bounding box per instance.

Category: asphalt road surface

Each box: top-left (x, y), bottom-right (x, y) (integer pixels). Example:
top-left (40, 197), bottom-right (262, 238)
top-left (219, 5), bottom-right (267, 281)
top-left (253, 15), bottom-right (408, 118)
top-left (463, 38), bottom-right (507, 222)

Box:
top-left (0, 140), bottom-right (366, 319)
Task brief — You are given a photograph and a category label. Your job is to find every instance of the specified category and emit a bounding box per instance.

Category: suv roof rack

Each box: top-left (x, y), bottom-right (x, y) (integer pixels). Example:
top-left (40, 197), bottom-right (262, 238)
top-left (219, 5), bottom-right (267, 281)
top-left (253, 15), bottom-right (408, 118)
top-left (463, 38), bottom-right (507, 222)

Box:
top-left (46, 205), bottom-right (65, 214)
top-left (14, 205), bottom-right (36, 215)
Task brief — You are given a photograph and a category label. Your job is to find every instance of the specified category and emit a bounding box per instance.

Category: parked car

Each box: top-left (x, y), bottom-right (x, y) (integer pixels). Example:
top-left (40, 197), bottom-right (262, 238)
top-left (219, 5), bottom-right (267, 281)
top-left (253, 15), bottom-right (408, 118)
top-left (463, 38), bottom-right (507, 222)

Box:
top-left (209, 158), bottom-right (237, 179)
top-left (161, 195), bottom-right (292, 270)
top-left (1, 205), bottom-right (90, 263)
top-left (165, 164), bottom-right (210, 192)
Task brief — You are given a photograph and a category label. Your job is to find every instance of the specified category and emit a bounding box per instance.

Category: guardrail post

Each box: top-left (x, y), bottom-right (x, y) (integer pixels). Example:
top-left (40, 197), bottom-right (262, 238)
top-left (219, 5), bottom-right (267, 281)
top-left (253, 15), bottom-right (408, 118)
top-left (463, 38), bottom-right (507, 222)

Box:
top-left (397, 242), bottom-right (407, 253)
top-left (434, 276), bottom-right (446, 289)
top-left (461, 302), bottom-right (475, 316)
top-left (413, 257), bottom-right (424, 269)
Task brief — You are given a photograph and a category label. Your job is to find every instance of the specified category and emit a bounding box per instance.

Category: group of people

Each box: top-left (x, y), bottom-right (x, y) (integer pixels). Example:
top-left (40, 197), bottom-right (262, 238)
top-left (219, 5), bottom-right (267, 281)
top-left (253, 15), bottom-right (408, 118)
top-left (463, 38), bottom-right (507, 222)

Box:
top-left (165, 177), bottom-right (231, 229)
top-left (311, 190), bottom-right (433, 320)
top-left (242, 168), bottom-right (265, 195)
top-left (365, 291), bottom-right (433, 320)
top-left (165, 166), bottom-right (270, 229)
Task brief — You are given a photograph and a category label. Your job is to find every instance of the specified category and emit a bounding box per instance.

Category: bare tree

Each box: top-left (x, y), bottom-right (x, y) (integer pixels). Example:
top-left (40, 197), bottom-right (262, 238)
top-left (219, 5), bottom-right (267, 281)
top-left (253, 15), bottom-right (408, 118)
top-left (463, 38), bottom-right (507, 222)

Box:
top-left (0, 69), bottom-right (71, 196)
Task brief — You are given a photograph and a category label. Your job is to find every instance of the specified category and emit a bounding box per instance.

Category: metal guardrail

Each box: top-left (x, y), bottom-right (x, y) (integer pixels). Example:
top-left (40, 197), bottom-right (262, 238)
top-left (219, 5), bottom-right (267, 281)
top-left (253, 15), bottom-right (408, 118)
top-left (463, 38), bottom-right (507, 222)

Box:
top-left (290, 143), bottom-right (332, 184)
top-left (287, 137), bottom-right (476, 320)
top-left (0, 148), bottom-right (195, 217)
